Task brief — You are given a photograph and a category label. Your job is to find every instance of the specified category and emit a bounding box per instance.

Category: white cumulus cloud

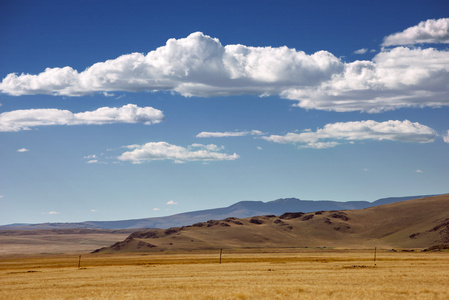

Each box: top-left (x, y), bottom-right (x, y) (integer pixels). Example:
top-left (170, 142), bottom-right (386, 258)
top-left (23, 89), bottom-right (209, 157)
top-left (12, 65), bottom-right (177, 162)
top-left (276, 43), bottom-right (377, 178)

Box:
top-left (166, 200), bottom-right (178, 205)
top-left (0, 32), bottom-right (342, 98)
top-left (262, 120), bottom-right (437, 149)
top-left (196, 130), bottom-right (263, 138)
top-left (17, 148), bottom-right (29, 152)
top-left (383, 18), bottom-right (449, 46)
top-left (0, 104), bottom-right (164, 132)
top-left (1, 23), bottom-right (449, 113)
top-left (282, 46), bottom-right (449, 112)
top-left (118, 141), bottom-right (239, 164)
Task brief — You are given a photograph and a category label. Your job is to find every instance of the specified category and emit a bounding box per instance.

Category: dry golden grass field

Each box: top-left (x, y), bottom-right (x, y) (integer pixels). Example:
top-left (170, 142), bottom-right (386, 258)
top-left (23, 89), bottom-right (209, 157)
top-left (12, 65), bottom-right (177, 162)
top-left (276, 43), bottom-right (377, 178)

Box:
top-left (1, 249), bottom-right (449, 299)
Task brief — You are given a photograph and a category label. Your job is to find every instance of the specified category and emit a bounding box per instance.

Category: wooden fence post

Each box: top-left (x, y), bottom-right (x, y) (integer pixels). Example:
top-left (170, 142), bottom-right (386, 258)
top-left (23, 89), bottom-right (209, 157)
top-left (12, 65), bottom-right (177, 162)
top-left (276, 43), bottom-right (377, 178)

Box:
top-left (374, 247), bottom-right (377, 266)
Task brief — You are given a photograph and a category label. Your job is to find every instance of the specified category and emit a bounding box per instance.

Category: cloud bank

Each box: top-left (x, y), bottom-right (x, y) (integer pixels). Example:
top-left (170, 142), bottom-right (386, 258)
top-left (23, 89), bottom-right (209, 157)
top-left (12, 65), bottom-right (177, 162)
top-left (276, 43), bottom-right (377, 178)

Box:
top-left (0, 104), bottom-right (164, 132)
top-left (1, 19), bottom-right (449, 112)
top-left (282, 46), bottom-right (449, 112)
top-left (196, 130), bottom-right (263, 138)
top-left (383, 18), bottom-right (449, 46)
top-left (262, 120), bottom-right (437, 149)
top-left (118, 142), bottom-right (239, 164)
top-left (0, 32), bottom-right (342, 98)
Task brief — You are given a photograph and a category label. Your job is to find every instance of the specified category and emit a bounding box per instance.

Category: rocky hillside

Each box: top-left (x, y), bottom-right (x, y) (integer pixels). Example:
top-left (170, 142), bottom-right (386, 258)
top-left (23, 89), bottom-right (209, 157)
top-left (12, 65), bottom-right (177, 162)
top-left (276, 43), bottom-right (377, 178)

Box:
top-left (94, 194), bottom-right (449, 252)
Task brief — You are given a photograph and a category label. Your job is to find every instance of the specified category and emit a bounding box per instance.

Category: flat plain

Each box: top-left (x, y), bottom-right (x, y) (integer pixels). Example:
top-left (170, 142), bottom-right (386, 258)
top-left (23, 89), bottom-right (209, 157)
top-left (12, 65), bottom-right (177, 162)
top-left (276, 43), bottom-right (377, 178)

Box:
top-left (0, 229), bottom-right (133, 256)
top-left (1, 249), bottom-right (449, 299)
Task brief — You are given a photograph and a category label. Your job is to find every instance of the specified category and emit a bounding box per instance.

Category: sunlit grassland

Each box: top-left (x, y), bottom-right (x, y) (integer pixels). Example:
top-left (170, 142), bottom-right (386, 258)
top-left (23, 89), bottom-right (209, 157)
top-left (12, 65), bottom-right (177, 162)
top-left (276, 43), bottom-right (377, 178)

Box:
top-left (1, 249), bottom-right (449, 299)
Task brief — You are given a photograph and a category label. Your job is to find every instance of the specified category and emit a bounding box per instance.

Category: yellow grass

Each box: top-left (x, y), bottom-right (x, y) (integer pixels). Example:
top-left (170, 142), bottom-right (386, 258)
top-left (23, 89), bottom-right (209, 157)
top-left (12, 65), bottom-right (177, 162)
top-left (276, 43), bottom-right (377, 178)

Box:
top-left (1, 250), bottom-right (449, 299)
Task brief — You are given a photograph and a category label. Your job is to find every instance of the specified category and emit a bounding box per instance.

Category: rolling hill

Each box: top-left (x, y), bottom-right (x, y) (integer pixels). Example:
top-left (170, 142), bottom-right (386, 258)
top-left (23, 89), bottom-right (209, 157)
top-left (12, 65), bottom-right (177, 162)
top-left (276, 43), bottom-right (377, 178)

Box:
top-left (94, 194), bottom-right (449, 252)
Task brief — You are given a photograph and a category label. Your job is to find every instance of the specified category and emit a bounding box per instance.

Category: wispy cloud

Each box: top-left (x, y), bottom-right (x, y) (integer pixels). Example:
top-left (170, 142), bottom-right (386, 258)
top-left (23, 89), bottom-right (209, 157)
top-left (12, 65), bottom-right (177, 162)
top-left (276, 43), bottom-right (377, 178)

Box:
top-left (443, 130), bottom-right (449, 143)
top-left (262, 120), bottom-right (437, 149)
top-left (0, 104), bottom-right (164, 132)
top-left (44, 211), bottom-right (60, 215)
top-left (2, 21), bottom-right (448, 113)
top-left (84, 154), bottom-right (105, 164)
top-left (118, 142), bottom-right (239, 164)
top-left (196, 130), bottom-right (263, 138)
top-left (17, 148), bottom-right (29, 152)
top-left (166, 200), bottom-right (178, 205)
top-left (84, 155), bottom-right (98, 164)
top-left (354, 48), bottom-right (368, 55)
top-left (188, 143), bottom-right (224, 151)
top-left (383, 18), bottom-right (449, 46)
top-left (353, 48), bottom-right (376, 55)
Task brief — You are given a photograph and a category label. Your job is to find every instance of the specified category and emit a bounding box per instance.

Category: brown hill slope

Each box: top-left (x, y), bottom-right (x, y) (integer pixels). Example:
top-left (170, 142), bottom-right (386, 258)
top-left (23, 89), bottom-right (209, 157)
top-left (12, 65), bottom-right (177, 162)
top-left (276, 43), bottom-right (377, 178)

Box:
top-left (95, 194), bottom-right (449, 252)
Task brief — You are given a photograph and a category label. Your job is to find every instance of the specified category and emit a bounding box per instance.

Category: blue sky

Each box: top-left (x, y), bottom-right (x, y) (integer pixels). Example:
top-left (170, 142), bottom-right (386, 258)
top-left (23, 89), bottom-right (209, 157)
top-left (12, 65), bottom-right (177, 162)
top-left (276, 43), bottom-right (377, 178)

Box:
top-left (1, 0), bottom-right (448, 225)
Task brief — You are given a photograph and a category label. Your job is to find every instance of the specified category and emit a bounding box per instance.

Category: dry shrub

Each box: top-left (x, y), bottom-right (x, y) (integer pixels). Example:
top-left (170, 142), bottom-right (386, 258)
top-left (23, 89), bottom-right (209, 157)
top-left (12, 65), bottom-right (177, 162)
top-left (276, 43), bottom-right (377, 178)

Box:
top-left (249, 218), bottom-right (263, 225)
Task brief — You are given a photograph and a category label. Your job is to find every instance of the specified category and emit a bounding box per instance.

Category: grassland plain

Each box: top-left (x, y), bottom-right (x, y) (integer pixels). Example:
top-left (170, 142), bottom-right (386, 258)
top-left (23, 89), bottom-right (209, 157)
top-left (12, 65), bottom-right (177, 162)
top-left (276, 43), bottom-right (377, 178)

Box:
top-left (0, 229), bottom-right (133, 256)
top-left (1, 249), bottom-right (449, 299)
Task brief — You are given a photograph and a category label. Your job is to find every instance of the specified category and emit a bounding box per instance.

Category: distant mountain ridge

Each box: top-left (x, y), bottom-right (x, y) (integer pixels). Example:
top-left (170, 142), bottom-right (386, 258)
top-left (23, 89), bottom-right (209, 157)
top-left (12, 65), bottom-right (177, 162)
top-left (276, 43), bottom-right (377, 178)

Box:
top-left (0, 195), bottom-right (438, 230)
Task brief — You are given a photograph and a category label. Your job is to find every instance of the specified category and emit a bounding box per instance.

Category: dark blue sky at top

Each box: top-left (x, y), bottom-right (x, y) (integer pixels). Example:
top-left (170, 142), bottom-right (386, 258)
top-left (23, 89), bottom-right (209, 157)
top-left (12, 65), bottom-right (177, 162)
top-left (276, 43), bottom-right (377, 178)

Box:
top-left (1, 0), bottom-right (448, 75)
